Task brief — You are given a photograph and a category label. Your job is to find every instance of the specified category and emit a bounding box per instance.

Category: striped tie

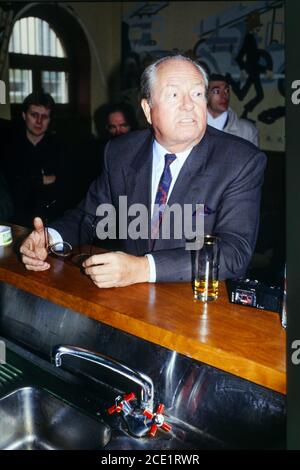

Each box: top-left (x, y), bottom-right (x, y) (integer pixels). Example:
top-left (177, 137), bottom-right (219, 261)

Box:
top-left (151, 153), bottom-right (177, 248)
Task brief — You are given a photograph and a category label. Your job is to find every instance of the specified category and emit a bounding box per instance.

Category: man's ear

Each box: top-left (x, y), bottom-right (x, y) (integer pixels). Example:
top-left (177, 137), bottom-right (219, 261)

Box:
top-left (22, 112), bottom-right (26, 121)
top-left (141, 99), bottom-right (152, 125)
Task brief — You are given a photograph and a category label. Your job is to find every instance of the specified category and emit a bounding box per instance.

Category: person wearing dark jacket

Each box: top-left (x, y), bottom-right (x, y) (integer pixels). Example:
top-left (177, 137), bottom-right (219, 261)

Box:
top-left (3, 92), bottom-right (65, 227)
top-left (20, 55), bottom-right (266, 288)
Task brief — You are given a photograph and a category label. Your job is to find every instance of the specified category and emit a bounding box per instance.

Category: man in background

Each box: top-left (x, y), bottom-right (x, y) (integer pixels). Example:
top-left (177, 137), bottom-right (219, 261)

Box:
top-left (3, 92), bottom-right (65, 226)
top-left (104, 102), bottom-right (138, 138)
top-left (81, 101), bottom-right (139, 188)
top-left (207, 73), bottom-right (259, 146)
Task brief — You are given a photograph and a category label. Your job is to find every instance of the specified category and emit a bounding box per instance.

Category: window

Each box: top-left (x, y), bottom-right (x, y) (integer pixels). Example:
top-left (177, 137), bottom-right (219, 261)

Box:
top-left (9, 17), bottom-right (65, 57)
top-left (41, 71), bottom-right (68, 103)
top-left (7, 4), bottom-right (91, 143)
top-left (9, 17), bottom-right (69, 104)
top-left (9, 69), bottom-right (32, 103)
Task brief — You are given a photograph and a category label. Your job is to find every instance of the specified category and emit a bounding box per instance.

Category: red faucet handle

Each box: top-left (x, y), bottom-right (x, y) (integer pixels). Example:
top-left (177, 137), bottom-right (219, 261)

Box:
top-left (107, 394), bottom-right (123, 415)
top-left (107, 392), bottom-right (136, 415)
top-left (161, 421), bottom-right (172, 433)
top-left (143, 403), bottom-right (172, 437)
top-left (156, 403), bottom-right (165, 414)
top-left (143, 409), bottom-right (153, 419)
top-left (107, 403), bottom-right (123, 415)
top-left (149, 423), bottom-right (159, 437)
top-left (123, 392), bottom-right (136, 402)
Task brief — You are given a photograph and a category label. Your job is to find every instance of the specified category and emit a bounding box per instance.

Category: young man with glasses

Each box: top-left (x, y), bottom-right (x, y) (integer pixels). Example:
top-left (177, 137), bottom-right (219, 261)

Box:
top-left (207, 74), bottom-right (259, 146)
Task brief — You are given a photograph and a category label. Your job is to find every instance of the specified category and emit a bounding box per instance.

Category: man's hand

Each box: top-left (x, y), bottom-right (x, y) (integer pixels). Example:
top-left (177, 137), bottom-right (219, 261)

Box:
top-left (20, 217), bottom-right (50, 271)
top-left (83, 251), bottom-right (150, 288)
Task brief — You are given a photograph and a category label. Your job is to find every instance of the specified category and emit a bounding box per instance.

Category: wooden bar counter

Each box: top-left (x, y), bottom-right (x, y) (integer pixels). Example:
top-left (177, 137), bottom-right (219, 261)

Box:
top-left (0, 225), bottom-right (286, 394)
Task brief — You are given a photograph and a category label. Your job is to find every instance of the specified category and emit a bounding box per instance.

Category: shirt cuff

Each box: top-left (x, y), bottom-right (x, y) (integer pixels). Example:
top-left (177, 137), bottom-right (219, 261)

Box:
top-left (47, 227), bottom-right (63, 246)
top-left (145, 254), bottom-right (156, 283)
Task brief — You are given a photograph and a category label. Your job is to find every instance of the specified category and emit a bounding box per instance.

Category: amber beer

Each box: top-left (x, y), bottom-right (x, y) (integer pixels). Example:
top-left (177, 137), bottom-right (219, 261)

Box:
top-left (194, 278), bottom-right (219, 301)
top-left (193, 235), bottom-right (220, 302)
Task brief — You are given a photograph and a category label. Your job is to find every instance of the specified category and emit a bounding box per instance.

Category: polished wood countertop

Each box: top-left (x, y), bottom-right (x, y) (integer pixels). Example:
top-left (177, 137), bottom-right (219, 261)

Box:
top-left (0, 225), bottom-right (286, 394)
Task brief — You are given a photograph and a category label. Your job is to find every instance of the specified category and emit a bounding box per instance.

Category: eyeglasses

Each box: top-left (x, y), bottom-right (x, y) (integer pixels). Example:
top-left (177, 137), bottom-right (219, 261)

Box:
top-left (50, 243), bottom-right (93, 270)
top-left (49, 240), bottom-right (73, 257)
top-left (43, 202), bottom-right (98, 268)
top-left (209, 87), bottom-right (230, 95)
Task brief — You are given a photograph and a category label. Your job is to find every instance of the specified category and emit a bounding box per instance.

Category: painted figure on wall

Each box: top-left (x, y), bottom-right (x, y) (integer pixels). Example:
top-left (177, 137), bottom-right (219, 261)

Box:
top-left (226, 11), bottom-right (273, 119)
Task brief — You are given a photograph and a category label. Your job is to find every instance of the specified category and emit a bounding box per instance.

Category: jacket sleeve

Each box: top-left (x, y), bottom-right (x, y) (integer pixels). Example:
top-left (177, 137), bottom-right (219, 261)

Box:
top-left (151, 150), bottom-right (267, 282)
top-left (252, 126), bottom-right (259, 147)
top-left (0, 173), bottom-right (14, 222)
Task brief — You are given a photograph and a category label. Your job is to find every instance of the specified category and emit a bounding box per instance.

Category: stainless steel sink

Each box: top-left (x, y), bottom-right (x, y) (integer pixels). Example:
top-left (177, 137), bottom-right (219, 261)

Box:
top-left (0, 387), bottom-right (111, 450)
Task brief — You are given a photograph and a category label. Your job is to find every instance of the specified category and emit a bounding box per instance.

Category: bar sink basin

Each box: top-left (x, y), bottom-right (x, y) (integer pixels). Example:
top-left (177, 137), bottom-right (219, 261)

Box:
top-left (0, 386), bottom-right (111, 450)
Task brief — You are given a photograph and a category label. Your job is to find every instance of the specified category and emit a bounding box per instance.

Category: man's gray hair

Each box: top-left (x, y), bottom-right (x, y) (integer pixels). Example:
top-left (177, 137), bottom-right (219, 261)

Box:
top-left (140, 54), bottom-right (208, 107)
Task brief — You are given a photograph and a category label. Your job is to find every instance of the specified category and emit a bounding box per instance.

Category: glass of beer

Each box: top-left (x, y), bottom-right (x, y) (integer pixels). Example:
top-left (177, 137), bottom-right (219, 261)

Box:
top-left (194, 235), bottom-right (220, 302)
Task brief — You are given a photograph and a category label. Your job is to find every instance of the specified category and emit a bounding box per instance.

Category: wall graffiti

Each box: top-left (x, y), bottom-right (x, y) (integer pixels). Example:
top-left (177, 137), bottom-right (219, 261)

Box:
top-left (192, 1), bottom-right (284, 125)
top-left (121, 1), bottom-right (285, 150)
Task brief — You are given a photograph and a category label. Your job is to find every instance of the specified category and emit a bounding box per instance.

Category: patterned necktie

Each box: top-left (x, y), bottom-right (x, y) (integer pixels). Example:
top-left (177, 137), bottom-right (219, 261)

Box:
top-left (151, 153), bottom-right (177, 248)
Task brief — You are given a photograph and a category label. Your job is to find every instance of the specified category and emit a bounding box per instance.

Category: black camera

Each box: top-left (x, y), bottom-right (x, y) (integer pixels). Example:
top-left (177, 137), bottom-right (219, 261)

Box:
top-left (226, 278), bottom-right (283, 314)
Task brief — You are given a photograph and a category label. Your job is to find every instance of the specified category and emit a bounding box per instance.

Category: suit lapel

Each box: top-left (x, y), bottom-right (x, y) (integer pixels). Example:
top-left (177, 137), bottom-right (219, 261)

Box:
top-left (123, 132), bottom-right (153, 254)
top-left (168, 131), bottom-right (210, 207)
top-left (154, 131), bottom-right (211, 251)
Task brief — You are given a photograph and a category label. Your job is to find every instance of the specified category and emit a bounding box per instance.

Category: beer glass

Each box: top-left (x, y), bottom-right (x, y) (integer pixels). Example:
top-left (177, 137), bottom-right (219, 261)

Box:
top-left (194, 235), bottom-right (220, 302)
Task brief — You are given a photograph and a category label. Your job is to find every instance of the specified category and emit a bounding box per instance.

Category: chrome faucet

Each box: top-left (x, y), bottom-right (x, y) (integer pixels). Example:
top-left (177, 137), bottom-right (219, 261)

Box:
top-left (52, 345), bottom-right (154, 412)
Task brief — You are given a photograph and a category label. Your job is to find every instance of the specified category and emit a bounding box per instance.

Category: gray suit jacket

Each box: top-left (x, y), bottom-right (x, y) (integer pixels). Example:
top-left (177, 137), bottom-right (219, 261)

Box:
top-left (51, 126), bottom-right (267, 282)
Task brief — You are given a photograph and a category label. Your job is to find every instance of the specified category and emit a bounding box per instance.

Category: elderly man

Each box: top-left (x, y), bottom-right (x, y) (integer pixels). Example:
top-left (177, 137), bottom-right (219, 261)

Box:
top-left (207, 73), bottom-right (259, 146)
top-left (20, 55), bottom-right (266, 287)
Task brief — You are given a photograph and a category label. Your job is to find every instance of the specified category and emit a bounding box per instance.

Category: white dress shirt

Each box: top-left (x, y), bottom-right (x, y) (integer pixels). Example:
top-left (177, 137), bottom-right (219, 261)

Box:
top-left (150, 140), bottom-right (192, 215)
top-left (207, 110), bottom-right (228, 130)
top-left (48, 139), bottom-right (193, 283)
top-left (146, 140), bottom-right (193, 281)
